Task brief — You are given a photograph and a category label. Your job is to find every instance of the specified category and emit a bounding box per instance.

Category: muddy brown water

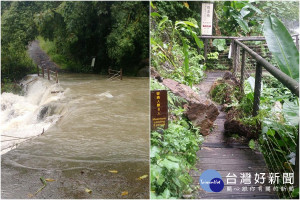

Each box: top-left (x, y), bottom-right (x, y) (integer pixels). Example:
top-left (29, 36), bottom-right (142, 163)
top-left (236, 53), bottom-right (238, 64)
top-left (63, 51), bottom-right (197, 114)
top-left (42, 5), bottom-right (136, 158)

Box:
top-left (1, 74), bottom-right (149, 199)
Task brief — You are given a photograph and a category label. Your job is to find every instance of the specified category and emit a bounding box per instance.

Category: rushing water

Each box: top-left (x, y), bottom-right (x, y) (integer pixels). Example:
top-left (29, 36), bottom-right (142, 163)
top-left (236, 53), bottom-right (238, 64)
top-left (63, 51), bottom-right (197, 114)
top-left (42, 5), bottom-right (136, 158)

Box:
top-left (1, 74), bottom-right (149, 198)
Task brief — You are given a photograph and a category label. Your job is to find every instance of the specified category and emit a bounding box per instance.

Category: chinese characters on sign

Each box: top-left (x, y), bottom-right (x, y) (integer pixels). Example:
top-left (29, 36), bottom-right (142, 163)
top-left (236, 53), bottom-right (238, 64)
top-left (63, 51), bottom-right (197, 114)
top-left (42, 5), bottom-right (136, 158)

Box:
top-left (151, 90), bottom-right (168, 130)
top-left (201, 3), bottom-right (214, 35)
top-left (225, 172), bottom-right (294, 193)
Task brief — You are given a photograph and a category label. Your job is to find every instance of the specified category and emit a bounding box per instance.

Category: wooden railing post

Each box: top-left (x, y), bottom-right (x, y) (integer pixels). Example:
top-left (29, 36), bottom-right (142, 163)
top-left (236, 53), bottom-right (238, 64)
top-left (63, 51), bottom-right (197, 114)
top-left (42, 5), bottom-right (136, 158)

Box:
top-left (231, 39), bottom-right (236, 71)
top-left (47, 67), bottom-right (50, 80)
top-left (235, 45), bottom-right (240, 75)
top-left (42, 67), bottom-right (44, 78)
top-left (37, 65), bottom-right (40, 76)
top-left (252, 62), bottom-right (262, 116)
top-left (204, 38), bottom-right (208, 62)
top-left (56, 70), bottom-right (58, 83)
top-left (240, 49), bottom-right (246, 90)
top-left (120, 68), bottom-right (122, 80)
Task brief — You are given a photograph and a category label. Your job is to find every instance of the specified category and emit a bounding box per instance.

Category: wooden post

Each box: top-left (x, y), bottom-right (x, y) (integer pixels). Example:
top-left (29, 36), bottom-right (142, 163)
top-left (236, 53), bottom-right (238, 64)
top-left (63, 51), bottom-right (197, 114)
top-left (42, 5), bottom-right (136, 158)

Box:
top-left (42, 67), bottom-right (44, 78)
top-left (56, 70), bottom-right (58, 83)
top-left (231, 39), bottom-right (236, 71)
top-left (240, 49), bottom-right (246, 92)
top-left (120, 68), bottom-right (123, 80)
top-left (47, 67), bottom-right (50, 80)
top-left (235, 45), bottom-right (240, 75)
top-left (204, 38), bottom-right (208, 62)
top-left (252, 62), bottom-right (262, 116)
top-left (37, 65), bottom-right (39, 76)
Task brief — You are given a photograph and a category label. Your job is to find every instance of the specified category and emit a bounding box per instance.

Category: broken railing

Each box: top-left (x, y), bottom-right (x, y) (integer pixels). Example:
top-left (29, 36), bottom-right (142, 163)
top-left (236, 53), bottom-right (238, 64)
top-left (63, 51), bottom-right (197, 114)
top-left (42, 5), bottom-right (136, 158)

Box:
top-left (108, 68), bottom-right (123, 80)
top-left (37, 65), bottom-right (59, 83)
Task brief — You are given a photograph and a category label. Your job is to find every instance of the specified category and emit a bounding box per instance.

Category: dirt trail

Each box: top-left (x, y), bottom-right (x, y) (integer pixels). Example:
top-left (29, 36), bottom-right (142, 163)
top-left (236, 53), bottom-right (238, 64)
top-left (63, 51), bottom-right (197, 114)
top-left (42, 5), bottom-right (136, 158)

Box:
top-left (28, 40), bottom-right (60, 72)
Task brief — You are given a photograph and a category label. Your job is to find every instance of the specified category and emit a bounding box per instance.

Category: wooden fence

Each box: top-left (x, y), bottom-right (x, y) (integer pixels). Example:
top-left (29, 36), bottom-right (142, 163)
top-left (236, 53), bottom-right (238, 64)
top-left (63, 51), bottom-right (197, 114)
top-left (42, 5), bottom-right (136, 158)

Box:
top-left (108, 68), bottom-right (122, 80)
top-left (37, 65), bottom-right (58, 83)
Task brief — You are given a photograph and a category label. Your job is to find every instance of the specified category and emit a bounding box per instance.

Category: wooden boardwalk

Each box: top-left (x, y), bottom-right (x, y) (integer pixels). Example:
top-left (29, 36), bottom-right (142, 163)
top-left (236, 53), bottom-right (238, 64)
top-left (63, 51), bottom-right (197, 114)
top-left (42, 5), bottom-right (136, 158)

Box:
top-left (190, 71), bottom-right (278, 199)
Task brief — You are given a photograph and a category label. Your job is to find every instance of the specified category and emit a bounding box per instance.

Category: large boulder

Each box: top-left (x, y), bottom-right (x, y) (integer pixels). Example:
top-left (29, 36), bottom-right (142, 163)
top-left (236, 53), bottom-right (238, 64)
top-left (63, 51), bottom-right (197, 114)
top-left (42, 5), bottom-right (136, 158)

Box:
top-left (162, 78), bottom-right (219, 136)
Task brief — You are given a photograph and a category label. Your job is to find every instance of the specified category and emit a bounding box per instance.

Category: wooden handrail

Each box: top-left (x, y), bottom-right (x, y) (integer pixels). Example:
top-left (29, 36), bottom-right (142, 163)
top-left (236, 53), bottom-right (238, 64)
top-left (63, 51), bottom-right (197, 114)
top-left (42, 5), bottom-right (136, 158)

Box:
top-left (37, 66), bottom-right (59, 83)
top-left (234, 39), bottom-right (299, 97)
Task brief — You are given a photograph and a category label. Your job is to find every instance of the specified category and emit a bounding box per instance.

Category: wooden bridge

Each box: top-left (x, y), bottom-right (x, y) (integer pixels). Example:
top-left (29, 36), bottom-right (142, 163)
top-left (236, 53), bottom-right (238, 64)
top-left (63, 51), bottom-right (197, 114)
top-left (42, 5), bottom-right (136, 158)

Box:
top-left (190, 35), bottom-right (299, 199)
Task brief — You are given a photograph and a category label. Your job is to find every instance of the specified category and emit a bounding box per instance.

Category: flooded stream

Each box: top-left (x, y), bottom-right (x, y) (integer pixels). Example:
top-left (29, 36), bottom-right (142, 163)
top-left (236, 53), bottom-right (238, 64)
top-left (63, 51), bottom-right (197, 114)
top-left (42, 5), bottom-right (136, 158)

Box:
top-left (1, 74), bottom-right (149, 198)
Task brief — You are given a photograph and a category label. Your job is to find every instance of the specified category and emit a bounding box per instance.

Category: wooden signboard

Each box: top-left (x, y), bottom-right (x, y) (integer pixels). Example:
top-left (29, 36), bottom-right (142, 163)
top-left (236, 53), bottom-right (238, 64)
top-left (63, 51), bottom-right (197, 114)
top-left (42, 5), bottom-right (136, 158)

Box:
top-left (201, 3), bottom-right (214, 35)
top-left (151, 90), bottom-right (168, 130)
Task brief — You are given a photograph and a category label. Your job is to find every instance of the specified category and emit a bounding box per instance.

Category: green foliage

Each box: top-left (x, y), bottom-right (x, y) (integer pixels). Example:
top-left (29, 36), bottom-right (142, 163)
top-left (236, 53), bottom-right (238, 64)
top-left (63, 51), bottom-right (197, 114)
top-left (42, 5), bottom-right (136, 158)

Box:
top-left (151, 9), bottom-right (206, 87)
top-left (151, 79), bottom-right (203, 198)
top-left (38, 36), bottom-right (82, 71)
top-left (217, 1), bottom-right (262, 35)
top-left (238, 75), bottom-right (299, 198)
top-left (106, 1), bottom-right (149, 73)
top-left (1, 1), bottom-right (38, 84)
top-left (212, 39), bottom-right (226, 51)
top-left (210, 80), bottom-right (240, 106)
top-left (263, 14), bottom-right (299, 81)
top-left (153, 1), bottom-right (201, 23)
top-left (2, 1), bottom-right (149, 78)
top-left (207, 52), bottom-right (219, 60)
top-left (248, 139), bottom-right (256, 150)
top-left (215, 1), bottom-right (299, 36)
top-left (1, 79), bottom-right (23, 94)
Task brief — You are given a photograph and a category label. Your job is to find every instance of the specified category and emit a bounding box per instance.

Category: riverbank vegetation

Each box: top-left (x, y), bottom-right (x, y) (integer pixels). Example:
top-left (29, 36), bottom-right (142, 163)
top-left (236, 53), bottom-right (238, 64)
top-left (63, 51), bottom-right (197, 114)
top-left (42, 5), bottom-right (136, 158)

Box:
top-left (1, 1), bottom-right (149, 93)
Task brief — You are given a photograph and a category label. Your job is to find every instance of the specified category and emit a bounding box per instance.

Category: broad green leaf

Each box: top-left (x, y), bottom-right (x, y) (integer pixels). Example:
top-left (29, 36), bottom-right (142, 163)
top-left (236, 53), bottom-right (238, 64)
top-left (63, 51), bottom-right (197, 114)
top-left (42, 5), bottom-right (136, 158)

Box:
top-left (166, 155), bottom-right (180, 162)
top-left (263, 15), bottom-right (299, 81)
top-left (248, 139), bottom-right (256, 150)
top-left (186, 26), bottom-right (203, 49)
top-left (158, 16), bottom-right (169, 30)
top-left (283, 101), bottom-right (299, 126)
top-left (150, 2), bottom-right (156, 9)
top-left (212, 39), bottom-right (226, 51)
top-left (150, 146), bottom-right (161, 158)
top-left (266, 129), bottom-right (275, 137)
top-left (159, 158), bottom-right (179, 170)
top-left (162, 188), bottom-right (171, 199)
top-left (151, 12), bottom-right (160, 18)
top-left (175, 21), bottom-right (198, 28)
top-left (245, 4), bottom-right (262, 15)
top-left (232, 13), bottom-right (250, 33)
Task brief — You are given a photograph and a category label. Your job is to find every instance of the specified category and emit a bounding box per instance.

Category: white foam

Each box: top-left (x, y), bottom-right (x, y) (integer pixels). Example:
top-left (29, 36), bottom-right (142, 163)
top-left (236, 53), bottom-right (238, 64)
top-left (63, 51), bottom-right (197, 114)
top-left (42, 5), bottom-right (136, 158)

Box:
top-left (1, 76), bottom-right (65, 154)
top-left (97, 91), bottom-right (113, 98)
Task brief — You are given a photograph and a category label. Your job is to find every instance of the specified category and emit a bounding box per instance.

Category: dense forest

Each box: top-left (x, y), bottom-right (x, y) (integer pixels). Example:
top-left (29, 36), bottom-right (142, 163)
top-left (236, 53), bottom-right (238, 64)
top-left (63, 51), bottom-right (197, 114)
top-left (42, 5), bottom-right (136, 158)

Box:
top-left (1, 1), bottom-right (149, 90)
